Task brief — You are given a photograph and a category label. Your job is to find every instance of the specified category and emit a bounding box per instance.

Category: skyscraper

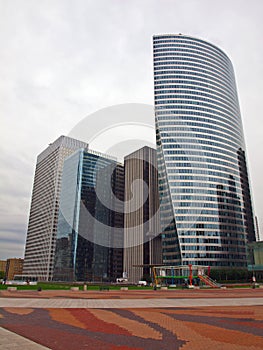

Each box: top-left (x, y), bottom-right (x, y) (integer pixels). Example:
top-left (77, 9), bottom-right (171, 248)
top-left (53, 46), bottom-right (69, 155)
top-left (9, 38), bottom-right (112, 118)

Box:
top-left (124, 146), bottom-right (162, 283)
top-left (153, 34), bottom-right (256, 267)
top-left (23, 136), bottom-right (87, 281)
top-left (53, 148), bottom-right (124, 282)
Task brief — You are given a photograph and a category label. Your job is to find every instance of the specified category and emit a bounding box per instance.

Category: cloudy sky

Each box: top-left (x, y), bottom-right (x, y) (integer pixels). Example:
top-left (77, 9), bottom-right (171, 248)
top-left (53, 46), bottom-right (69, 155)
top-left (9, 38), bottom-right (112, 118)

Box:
top-left (0, 0), bottom-right (262, 260)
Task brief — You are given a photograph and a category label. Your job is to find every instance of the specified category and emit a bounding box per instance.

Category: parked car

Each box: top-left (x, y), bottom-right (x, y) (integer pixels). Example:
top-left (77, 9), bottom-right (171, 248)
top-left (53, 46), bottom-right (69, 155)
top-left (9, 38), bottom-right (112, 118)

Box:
top-left (137, 280), bottom-right (147, 286)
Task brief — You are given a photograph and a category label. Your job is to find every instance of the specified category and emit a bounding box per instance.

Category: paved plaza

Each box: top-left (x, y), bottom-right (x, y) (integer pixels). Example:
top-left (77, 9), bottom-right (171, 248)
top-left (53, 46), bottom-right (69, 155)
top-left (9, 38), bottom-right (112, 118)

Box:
top-left (0, 288), bottom-right (263, 349)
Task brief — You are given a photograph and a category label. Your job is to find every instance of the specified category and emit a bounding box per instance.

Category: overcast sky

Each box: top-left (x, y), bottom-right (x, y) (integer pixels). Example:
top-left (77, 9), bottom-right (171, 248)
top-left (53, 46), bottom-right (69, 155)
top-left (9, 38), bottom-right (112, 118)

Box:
top-left (0, 0), bottom-right (262, 260)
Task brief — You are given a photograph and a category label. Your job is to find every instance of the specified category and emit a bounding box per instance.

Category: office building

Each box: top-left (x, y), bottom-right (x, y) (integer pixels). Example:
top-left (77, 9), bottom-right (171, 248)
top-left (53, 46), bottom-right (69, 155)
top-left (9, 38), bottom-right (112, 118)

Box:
top-left (124, 146), bottom-right (162, 283)
top-left (5, 258), bottom-right (24, 280)
top-left (53, 148), bottom-right (124, 282)
top-left (0, 260), bottom-right (7, 276)
top-left (23, 136), bottom-right (87, 281)
top-left (153, 34), bottom-right (256, 267)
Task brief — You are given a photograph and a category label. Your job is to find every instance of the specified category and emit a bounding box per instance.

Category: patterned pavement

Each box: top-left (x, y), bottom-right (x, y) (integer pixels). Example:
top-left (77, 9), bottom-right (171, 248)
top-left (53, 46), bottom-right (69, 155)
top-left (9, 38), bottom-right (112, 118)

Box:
top-left (0, 306), bottom-right (263, 349)
top-left (0, 289), bottom-right (263, 349)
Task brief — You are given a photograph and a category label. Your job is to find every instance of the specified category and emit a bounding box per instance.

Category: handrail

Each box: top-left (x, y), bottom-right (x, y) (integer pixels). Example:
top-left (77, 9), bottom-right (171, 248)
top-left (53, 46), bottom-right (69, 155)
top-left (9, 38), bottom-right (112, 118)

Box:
top-left (198, 274), bottom-right (221, 288)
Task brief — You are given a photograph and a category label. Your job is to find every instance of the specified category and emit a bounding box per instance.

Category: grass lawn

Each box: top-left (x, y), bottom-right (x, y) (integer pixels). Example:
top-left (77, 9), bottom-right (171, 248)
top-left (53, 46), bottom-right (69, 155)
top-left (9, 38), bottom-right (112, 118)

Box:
top-left (0, 282), bottom-right (154, 291)
top-left (0, 282), bottom-right (258, 291)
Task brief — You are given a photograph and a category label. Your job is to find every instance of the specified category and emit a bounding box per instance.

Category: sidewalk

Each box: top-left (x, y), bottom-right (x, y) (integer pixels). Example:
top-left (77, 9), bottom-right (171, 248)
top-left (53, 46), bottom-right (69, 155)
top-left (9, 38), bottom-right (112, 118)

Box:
top-left (0, 327), bottom-right (50, 349)
top-left (0, 296), bottom-right (263, 308)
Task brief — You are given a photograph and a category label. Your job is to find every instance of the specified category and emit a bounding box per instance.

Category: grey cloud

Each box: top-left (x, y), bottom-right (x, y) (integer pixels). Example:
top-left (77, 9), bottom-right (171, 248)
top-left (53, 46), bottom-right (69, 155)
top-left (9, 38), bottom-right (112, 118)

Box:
top-left (0, 0), bottom-right (262, 260)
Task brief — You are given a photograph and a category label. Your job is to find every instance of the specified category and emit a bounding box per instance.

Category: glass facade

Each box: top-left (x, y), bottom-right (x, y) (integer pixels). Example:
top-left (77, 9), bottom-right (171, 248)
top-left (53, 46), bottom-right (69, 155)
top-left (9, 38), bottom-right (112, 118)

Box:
top-left (53, 149), bottom-right (124, 282)
top-left (153, 34), bottom-right (255, 267)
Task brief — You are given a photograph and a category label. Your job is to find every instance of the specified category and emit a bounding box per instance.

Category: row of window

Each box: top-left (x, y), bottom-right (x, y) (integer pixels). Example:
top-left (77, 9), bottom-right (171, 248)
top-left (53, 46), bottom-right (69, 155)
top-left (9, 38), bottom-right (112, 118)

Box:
top-left (167, 180), bottom-right (240, 191)
top-left (162, 162), bottom-right (240, 177)
top-left (174, 208), bottom-right (242, 218)
top-left (153, 50), bottom-right (228, 71)
top-left (154, 59), bottom-right (232, 87)
top-left (156, 103), bottom-right (239, 124)
top-left (162, 135), bottom-right (239, 154)
top-left (178, 237), bottom-right (245, 244)
top-left (158, 114), bottom-right (239, 138)
top-left (160, 182), bottom-right (237, 194)
top-left (180, 246), bottom-right (246, 252)
top-left (154, 61), bottom-right (230, 87)
top-left (174, 202), bottom-right (242, 212)
top-left (155, 91), bottom-right (237, 115)
top-left (155, 74), bottom-right (234, 101)
top-left (179, 253), bottom-right (246, 259)
top-left (155, 94), bottom-right (233, 111)
top-left (166, 160), bottom-right (239, 176)
top-left (168, 187), bottom-right (239, 197)
top-left (178, 229), bottom-right (244, 238)
top-left (161, 137), bottom-right (238, 154)
top-left (153, 54), bottom-right (231, 80)
top-left (174, 215), bottom-right (243, 225)
top-left (180, 261), bottom-right (247, 267)
top-left (156, 99), bottom-right (237, 122)
top-left (163, 145), bottom-right (238, 160)
top-left (155, 91), bottom-right (238, 115)
top-left (171, 194), bottom-right (241, 205)
top-left (160, 131), bottom-right (240, 152)
top-left (153, 48), bottom-right (229, 75)
top-left (155, 83), bottom-right (236, 106)
top-left (174, 209), bottom-right (243, 219)
top-left (164, 153), bottom-right (238, 167)
top-left (154, 79), bottom-right (237, 102)
top-left (152, 54), bottom-right (226, 70)
top-left (153, 46), bottom-right (225, 68)
top-left (154, 74), bottom-right (234, 97)
top-left (171, 189), bottom-right (241, 200)
top-left (159, 124), bottom-right (241, 144)
top-left (159, 129), bottom-right (239, 150)
top-left (159, 121), bottom-right (241, 143)
top-left (152, 45), bottom-right (228, 69)
top-left (152, 38), bottom-right (228, 64)
top-left (160, 164), bottom-right (243, 179)
top-left (176, 222), bottom-right (244, 231)
top-left (154, 78), bottom-right (235, 100)
top-left (159, 200), bottom-right (240, 211)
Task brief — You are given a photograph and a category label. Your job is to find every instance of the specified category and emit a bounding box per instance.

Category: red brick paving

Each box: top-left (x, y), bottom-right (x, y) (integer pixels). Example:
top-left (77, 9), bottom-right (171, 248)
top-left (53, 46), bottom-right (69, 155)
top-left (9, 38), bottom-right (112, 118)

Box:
top-left (0, 289), bottom-right (263, 349)
top-left (0, 305), bottom-right (263, 349)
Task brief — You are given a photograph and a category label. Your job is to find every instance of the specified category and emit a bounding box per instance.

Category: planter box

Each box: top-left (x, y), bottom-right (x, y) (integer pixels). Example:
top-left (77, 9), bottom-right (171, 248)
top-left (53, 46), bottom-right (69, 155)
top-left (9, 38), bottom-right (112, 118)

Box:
top-left (70, 287), bottom-right (79, 291)
top-left (7, 287), bottom-right (17, 291)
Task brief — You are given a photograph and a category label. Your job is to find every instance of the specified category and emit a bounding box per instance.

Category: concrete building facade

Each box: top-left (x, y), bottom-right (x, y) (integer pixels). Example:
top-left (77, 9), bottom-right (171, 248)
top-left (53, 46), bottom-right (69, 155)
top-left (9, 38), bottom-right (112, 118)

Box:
top-left (5, 258), bottom-right (24, 280)
top-left (124, 146), bottom-right (162, 283)
top-left (23, 136), bottom-right (87, 281)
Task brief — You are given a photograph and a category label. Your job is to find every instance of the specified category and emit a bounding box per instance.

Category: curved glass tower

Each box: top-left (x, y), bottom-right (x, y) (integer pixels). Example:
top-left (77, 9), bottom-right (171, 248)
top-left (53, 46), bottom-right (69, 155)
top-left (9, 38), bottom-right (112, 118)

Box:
top-left (153, 34), bottom-right (255, 267)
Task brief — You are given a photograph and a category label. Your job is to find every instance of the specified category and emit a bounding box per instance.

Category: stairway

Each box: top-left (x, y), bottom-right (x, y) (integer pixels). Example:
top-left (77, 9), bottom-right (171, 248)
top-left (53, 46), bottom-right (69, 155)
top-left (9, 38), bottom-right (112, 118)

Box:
top-left (198, 274), bottom-right (221, 288)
